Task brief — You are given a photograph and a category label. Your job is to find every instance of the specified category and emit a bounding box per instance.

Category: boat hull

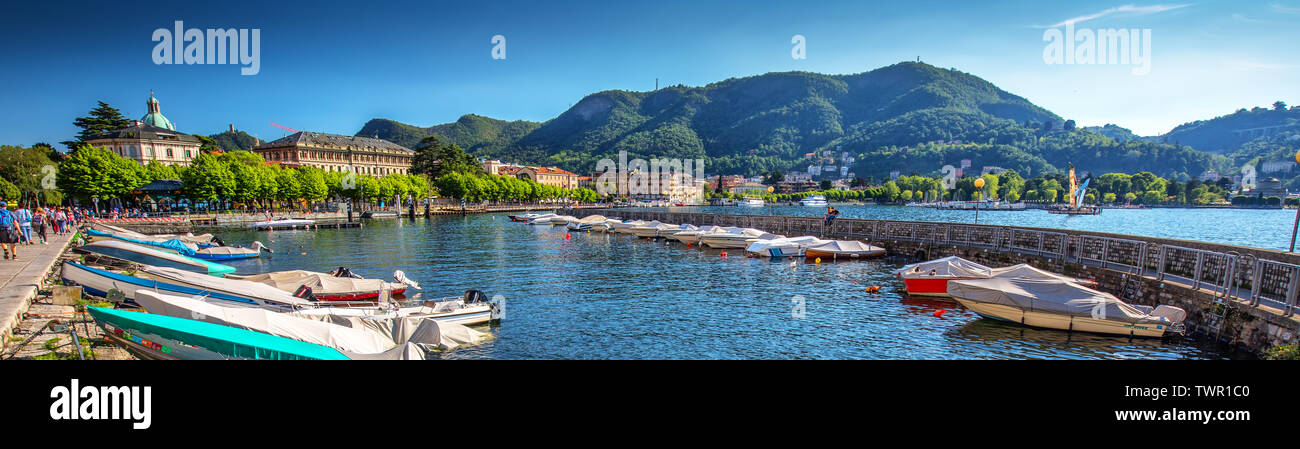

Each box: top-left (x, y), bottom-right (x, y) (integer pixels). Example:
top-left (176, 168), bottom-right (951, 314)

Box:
top-left (63, 262), bottom-right (296, 311)
top-left (898, 276), bottom-right (977, 297)
top-left (952, 299), bottom-right (1168, 338)
top-left (700, 236), bottom-right (751, 249)
top-left (804, 248), bottom-right (885, 260)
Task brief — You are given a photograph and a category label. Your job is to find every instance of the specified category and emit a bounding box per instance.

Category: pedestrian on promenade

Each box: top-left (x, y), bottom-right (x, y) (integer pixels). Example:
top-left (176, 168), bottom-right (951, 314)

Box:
top-left (0, 201), bottom-right (18, 260)
top-left (15, 204), bottom-right (32, 245)
top-left (32, 209), bottom-right (47, 244)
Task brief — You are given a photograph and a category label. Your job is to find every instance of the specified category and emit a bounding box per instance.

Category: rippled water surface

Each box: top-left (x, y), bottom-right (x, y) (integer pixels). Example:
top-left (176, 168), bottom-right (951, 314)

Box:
top-left (212, 212), bottom-right (1248, 359)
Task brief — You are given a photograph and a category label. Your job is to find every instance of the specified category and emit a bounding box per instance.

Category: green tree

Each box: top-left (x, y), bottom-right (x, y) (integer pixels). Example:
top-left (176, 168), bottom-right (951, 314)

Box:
top-left (410, 136), bottom-right (482, 179)
top-left (181, 153), bottom-right (235, 206)
top-left (68, 101), bottom-right (132, 145)
top-left (57, 145), bottom-right (146, 200)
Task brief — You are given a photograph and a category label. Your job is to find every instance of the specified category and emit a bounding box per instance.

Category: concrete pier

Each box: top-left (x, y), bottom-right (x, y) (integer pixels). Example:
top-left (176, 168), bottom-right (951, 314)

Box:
top-left (591, 209), bottom-right (1300, 354)
top-left (0, 230), bottom-right (76, 348)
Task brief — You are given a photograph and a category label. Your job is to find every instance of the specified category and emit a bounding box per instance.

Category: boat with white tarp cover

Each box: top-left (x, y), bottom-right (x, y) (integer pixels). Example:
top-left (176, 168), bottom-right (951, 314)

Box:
top-left (946, 277), bottom-right (1186, 337)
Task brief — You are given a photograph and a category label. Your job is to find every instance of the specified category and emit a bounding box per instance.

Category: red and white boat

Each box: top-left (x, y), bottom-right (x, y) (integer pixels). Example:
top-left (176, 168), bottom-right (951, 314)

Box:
top-left (894, 256), bottom-right (1096, 297)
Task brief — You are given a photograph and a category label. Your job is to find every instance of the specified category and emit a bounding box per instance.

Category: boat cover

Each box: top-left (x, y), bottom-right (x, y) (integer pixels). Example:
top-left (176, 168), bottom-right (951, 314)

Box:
top-left (132, 290), bottom-right (420, 358)
top-left (138, 265), bottom-right (313, 306)
top-left (946, 278), bottom-right (1170, 324)
top-left (989, 264), bottom-right (1085, 283)
top-left (576, 215), bottom-right (607, 223)
top-left (196, 246), bottom-right (259, 257)
top-left (806, 240), bottom-right (884, 254)
top-left (227, 270), bottom-right (393, 295)
top-left (87, 228), bottom-right (199, 255)
top-left (293, 312), bottom-right (486, 351)
top-left (86, 305), bottom-right (349, 360)
top-left (82, 240), bottom-right (236, 275)
top-left (895, 256), bottom-right (993, 278)
top-left (91, 224), bottom-right (216, 245)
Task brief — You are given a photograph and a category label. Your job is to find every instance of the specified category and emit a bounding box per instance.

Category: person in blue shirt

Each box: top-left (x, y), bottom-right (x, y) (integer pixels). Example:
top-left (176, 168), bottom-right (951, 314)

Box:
top-left (0, 201), bottom-right (17, 260)
top-left (15, 205), bottom-right (32, 245)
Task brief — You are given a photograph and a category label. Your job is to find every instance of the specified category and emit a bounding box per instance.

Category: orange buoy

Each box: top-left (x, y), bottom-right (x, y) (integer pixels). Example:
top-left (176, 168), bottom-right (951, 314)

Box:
top-left (720, 251), bottom-right (728, 257)
top-left (933, 309), bottom-right (946, 317)
top-left (565, 233), bottom-right (571, 240)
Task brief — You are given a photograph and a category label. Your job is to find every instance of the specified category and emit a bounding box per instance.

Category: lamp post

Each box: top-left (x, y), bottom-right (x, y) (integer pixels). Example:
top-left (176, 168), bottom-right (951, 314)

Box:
top-left (973, 178), bottom-right (985, 224)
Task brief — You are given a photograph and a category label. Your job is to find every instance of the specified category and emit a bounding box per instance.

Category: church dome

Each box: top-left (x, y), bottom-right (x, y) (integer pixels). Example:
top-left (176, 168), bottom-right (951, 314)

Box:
top-left (141, 92), bottom-right (175, 131)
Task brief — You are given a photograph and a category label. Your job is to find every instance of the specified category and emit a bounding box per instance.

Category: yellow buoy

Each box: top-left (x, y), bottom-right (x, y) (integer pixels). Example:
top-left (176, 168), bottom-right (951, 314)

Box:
top-left (814, 257), bottom-right (822, 264)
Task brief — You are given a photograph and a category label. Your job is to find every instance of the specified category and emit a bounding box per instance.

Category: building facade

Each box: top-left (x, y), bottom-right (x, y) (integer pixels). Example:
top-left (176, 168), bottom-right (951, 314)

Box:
top-left (501, 166), bottom-right (580, 189)
top-left (252, 131), bottom-right (414, 176)
top-left (85, 93), bottom-right (202, 166)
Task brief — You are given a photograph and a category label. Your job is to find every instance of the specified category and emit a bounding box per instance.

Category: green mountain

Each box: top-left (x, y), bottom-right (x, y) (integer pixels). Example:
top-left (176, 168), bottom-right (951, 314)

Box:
top-left (358, 114), bottom-right (541, 153)
top-left (1158, 103), bottom-right (1299, 153)
top-left (208, 129), bottom-right (261, 151)
top-left (357, 61), bottom-right (1233, 179)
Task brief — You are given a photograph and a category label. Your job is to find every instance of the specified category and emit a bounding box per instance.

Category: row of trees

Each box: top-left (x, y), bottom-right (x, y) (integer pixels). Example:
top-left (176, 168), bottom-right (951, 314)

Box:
top-left (707, 168), bottom-right (1243, 206)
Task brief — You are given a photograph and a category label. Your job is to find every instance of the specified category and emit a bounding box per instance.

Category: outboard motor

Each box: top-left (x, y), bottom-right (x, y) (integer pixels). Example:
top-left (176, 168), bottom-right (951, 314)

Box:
top-left (293, 285), bottom-right (317, 301)
top-left (463, 289), bottom-right (488, 304)
top-left (211, 236), bottom-right (226, 247)
top-left (329, 267), bottom-right (360, 278)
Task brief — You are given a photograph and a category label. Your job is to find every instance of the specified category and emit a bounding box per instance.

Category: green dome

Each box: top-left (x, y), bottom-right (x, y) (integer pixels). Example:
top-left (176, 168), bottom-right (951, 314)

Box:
top-left (141, 93), bottom-right (175, 131)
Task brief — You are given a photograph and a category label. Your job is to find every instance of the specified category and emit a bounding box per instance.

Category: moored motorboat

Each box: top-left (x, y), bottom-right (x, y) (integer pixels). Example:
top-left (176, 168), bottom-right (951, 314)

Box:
top-left (946, 277), bottom-right (1186, 337)
top-left (77, 240), bottom-right (235, 275)
top-left (656, 223), bottom-right (697, 239)
top-left (745, 236), bottom-right (828, 258)
top-left (610, 220), bottom-right (646, 234)
top-left (63, 262), bottom-right (309, 310)
top-left (803, 240), bottom-right (885, 260)
top-left (191, 241), bottom-right (271, 261)
top-left (799, 195), bottom-right (828, 207)
top-left (251, 218), bottom-right (317, 229)
top-left (670, 225), bottom-right (725, 244)
top-left (226, 268), bottom-right (416, 301)
top-left (86, 305), bottom-right (351, 360)
top-left (740, 196), bottom-right (765, 207)
top-left (566, 215), bottom-right (608, 231)
top-left (700, 228), bottom-right (782, 249)
top-left (894, 256), bottom-right (995, 297)
top-left (629, 221), bottom-right (667, 238)
top-left (895, 256), bottom-right (1098, 297)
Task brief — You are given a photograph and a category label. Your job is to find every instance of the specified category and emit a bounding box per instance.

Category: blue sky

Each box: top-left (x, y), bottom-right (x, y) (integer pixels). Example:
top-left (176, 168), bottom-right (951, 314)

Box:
top-left (1, 0), bottom-right (1297, 149)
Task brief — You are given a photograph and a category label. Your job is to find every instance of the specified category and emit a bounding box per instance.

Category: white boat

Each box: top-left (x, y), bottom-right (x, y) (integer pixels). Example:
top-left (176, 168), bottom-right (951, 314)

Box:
top-left (895, 256), bottom-right (1098, 297)
top-left (77, 240), bottom-right (236, 275)
top-left (226, 269), bottom-right (416, 301)
top-left (670, 225), bottom-right (725, 244)
top-left (947, 277), bottom-right (1186, 337)
top-left (62, 261), bottom-right (310, 311)
top-left (803, 240), bottom-right (886, 260)
top-left (745, 236), bottom-right (829, 258)
top-left (700, 228), bottom-right (783, 249)
top-left (611, 220), bottom-right (646, 234)
top-left (590, 219), bottom-right (620, 233)
top-left (629, 221), bottom-right (667, 238)
top-left (657, 223), bottom-right (698, 239)
top-left (132, 290), bottom-right (436, 359)
top-left (740, 196), bottom-right (766, 207)
top-left (525, 213), bottom-right (558, 225)
top-left (566, 215), bottom-right (608, 231)
top-left (251, 218), bottom-right (316, 229)
top-left (799, 195), bottom-right (828, 207)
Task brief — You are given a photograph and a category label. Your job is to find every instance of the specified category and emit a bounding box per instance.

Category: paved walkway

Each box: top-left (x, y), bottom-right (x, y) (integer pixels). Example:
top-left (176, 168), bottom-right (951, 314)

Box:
top-left (0, 230), bottom-right (75, 347)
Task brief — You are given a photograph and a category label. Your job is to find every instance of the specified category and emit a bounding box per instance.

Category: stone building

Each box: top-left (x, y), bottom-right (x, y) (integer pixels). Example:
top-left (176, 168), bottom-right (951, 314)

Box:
top-left (252, 131), bottom-right (413, 176)
top-left (84, 93), bottom-right (202, 166)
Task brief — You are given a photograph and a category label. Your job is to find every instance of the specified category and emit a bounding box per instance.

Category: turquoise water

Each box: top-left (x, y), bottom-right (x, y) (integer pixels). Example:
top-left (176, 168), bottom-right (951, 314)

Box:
top-left (208, 213), bottom-right (1247, 360)
top-left (643, 204), bottom-right (1294, 250)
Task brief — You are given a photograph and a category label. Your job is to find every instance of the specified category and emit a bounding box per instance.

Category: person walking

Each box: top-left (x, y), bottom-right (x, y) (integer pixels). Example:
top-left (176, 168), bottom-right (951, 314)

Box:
top-left (0, 201), bottom-right (18, 260)
top-left (32, 209), bottom-right (47, 244)
top-left (15, 204), bottom-right (32, 245)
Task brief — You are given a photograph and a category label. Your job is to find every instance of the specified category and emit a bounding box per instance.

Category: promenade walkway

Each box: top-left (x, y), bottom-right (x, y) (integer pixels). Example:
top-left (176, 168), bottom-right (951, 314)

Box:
top-left (0, 230), bottom-right (75, 345)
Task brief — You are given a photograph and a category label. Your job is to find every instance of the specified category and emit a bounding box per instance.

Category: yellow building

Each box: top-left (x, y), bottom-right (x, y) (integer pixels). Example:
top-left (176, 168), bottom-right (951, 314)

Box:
top-left (253, 131), bottom-right (414, 175)
top-left (85, 93), bottom-right (202, 166)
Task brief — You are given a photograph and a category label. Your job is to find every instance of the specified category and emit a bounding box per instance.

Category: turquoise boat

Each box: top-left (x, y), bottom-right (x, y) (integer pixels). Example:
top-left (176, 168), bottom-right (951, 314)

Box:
top-left (86, 306), bottom-right (350, 360)
top-left (79, 240), bottom-right (235, 276)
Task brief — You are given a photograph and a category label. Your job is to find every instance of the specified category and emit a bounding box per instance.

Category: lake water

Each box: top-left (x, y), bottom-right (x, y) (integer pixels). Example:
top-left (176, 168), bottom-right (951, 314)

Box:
top-left (209, 208), bottom-right (1256, 359)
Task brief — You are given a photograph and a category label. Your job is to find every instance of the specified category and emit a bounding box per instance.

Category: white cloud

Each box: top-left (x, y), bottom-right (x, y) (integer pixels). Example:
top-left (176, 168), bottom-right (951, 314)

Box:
top-left (1272, 3), bottom-right (1300, 14)
top-left (1035, 4), bottom-right (1192, 28)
